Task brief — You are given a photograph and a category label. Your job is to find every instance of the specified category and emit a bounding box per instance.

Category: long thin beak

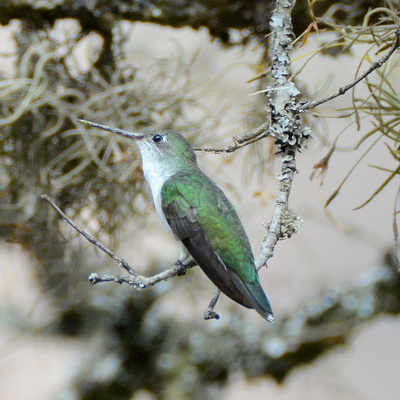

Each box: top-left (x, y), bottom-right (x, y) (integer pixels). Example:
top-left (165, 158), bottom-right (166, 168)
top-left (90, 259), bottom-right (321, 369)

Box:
top-left (77, 119), bottom-right (144, 139)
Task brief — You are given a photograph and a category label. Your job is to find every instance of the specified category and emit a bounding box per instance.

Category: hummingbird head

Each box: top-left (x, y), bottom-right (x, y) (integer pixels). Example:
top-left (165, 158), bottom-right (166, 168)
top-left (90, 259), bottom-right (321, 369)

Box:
top-left (78, 119), bottom-right (198, 177)
top-left (133, 130), bottom-right (197, 167)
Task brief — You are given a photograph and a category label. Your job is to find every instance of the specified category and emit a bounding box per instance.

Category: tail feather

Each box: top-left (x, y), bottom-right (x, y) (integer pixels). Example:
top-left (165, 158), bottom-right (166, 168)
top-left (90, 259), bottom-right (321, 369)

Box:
top-left (181, 230), bottom-right (274, 322)
top-left (231, 273), bottom-right (274, 322)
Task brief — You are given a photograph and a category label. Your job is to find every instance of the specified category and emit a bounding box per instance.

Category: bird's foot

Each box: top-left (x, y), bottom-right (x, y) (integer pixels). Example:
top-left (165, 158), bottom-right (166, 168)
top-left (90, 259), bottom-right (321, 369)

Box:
top-left (203, 290), bottom-right (221, 320)
top-left (174, 260), bottom-right (187, 276)
top-left (204, 309), bottom-right (220, 320)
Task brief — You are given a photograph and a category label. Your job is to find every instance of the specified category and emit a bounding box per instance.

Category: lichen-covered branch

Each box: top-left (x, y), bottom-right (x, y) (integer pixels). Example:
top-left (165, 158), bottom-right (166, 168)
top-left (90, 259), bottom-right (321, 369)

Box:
top-left (256, 0), bottom-right (310, 269)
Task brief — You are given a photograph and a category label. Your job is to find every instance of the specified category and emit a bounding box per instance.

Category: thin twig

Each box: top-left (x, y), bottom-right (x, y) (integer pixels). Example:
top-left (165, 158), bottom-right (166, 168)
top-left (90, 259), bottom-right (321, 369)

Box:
top-left (193, 122), bottom-right (270, 153)
top-left (325, 134), bottom-right (383, 207)
top-left (353, 164), bottom-right (400, 210)
top-left (41, 194), bottom-right (196, 288)
top-left (300, 29), bottom-right (400, 111)
top-left (40, 194), bottom-right (135, 275)
top-left (88, 257), bottom-right (196, 288)
top-left (233, 121), bottom-right (271, 144)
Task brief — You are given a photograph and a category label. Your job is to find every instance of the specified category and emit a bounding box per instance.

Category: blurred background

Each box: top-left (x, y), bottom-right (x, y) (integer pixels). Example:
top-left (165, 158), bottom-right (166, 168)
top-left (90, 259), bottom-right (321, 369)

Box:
top-left (1, 1), bottom-right (399, 399)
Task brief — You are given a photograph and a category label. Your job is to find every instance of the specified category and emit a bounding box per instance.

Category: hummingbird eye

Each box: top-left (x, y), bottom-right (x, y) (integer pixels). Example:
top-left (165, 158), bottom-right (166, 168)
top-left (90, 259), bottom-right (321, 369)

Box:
top-left (152, 134), bottom-right (164, 143)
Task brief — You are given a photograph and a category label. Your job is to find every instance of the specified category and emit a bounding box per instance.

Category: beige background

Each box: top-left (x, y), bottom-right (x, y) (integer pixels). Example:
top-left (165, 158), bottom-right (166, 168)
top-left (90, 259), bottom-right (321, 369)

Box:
top-left (1, 22), bottom-right (399, 400)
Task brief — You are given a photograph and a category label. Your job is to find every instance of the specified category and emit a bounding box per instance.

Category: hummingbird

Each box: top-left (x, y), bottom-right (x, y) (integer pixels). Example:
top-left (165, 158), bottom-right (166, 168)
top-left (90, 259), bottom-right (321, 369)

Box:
top-left (78, 119), bottom-right (274, 322)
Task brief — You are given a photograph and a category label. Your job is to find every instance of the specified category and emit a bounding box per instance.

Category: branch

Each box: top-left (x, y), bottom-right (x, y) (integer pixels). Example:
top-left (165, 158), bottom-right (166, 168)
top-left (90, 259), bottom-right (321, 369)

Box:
top-left (256, 0), bottom-right (309, 269)
top-left (199, 0), bottom-right (311, 319)
top-left (0, 1), bottom-right (272, 45)
top-left (202, 0), bottom-right (309, 317)
top-left (193, 122), bottom-right (271, 153)
top-left (300, 29), bottom-right (400, 111)
top-left (40, 194), bottom-right (136, 275)
top-left (40, 194), bottom-right (196, 288)
top-left (87, 256), bottom-right (196, 288)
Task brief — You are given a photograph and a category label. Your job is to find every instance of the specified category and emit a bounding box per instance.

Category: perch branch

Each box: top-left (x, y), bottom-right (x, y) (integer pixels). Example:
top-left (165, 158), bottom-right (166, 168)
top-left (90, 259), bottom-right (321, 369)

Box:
top-left (41, 194), bottom-right (196, 288)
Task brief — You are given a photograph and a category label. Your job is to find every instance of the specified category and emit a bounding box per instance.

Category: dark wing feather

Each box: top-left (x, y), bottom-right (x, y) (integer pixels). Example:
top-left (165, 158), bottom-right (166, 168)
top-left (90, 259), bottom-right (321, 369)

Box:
top-left (165, 189), bottom-right (253, 307)
top-left (161, 172), bottom-right (273, 321)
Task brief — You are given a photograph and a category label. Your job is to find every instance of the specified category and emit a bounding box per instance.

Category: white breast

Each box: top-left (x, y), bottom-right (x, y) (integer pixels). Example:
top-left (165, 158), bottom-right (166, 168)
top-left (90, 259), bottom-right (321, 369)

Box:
top-left (142, 154), bottom-right (175, 235)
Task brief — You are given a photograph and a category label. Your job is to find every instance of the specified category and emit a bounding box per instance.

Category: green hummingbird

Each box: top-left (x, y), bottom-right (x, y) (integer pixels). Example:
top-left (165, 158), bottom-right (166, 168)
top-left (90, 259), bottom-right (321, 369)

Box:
top-left (78, 119), bottom-right (274, 322)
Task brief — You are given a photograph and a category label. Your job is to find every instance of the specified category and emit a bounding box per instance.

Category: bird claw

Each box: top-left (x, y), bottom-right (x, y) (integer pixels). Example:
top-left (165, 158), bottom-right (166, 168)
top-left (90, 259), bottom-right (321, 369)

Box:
top-left (175, 260), bottom-right (187, 276)
top-left (203, 309), bottom-right (220, 320)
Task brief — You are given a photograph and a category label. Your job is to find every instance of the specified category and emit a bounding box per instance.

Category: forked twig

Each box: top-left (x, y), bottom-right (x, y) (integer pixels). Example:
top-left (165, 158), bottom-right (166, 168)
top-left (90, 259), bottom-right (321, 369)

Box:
top-left (194, 122), bottom-right (271, 154)
top-left (300, 30), bottom-right (400, 111)
top-left (41, 194), bottom-right (196, 289)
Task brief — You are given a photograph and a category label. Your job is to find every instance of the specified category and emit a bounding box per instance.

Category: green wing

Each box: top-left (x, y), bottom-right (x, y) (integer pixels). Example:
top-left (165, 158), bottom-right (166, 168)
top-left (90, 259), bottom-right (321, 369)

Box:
top-left (161, 171), bottom-right (273, 321)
